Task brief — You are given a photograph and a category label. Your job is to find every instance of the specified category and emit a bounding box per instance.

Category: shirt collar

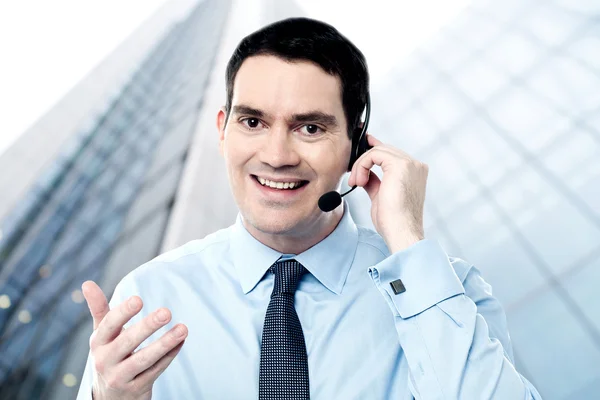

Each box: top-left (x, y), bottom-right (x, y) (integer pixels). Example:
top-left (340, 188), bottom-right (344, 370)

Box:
top-left (231, 201), bottom-right (359, 295)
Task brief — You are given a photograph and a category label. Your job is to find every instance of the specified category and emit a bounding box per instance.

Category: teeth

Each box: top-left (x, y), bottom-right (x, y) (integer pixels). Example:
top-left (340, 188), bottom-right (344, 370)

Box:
top-left (256, 177), bottom-right (303, 190)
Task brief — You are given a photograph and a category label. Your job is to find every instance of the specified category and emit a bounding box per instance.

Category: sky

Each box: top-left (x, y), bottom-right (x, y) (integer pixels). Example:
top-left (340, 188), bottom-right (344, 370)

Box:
top-left (0, 0), bottom-right (471, 157)
top-left (0, 0), bottom-right (168, 156)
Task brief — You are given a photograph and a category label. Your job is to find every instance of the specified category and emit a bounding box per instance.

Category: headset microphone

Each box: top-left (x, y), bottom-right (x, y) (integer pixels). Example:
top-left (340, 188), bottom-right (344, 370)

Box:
top-left (318, 94), bottom-right (371, 212)
top-left (318, 185), bottom-right (359, 212)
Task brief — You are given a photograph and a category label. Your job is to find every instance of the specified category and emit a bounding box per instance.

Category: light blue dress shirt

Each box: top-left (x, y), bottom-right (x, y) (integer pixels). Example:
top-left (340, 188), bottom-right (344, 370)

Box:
top-left (77, 202), bottom-right (542, 399)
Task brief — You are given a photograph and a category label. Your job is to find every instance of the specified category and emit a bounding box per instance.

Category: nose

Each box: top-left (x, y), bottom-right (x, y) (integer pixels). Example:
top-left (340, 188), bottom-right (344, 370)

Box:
top-left (258, 125), bottom-right (301, 169)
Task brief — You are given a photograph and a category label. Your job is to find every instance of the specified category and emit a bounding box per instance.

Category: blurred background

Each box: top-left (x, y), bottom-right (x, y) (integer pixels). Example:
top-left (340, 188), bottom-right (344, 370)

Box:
top-left (0, 0), bottom-right (598, 398)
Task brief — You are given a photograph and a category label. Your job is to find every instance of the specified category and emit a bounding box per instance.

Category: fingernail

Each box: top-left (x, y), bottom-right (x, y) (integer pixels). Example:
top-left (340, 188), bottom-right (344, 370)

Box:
top-left (129, 297), bottom-right (140, 310)
top-left (156, 309), bottom-right (168, 322)
top-left (174, 325), bottom-right (186, 337)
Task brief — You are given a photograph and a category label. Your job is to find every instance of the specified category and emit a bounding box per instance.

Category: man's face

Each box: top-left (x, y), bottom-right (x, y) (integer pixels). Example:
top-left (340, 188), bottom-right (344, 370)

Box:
top-left (217, 55), bottom-right (352, 237)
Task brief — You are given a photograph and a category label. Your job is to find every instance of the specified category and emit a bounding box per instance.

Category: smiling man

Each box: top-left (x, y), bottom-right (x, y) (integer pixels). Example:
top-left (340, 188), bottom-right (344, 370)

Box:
top-left (220, 53), bottom-right (353, 253)
top-left (77, 18), bottom-right (542, 400)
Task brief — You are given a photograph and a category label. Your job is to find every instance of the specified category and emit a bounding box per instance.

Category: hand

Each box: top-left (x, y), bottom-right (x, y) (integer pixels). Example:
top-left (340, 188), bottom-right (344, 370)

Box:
top-left (82, 281), bottom-right (188, 400)
top-left (347, 134), bottom-right (428, 253)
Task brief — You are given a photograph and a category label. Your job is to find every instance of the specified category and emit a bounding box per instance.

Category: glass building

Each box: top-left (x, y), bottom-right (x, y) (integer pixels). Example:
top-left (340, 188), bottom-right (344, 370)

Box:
top-left (0, 0), bottom-right (598, 399)
top-left (350, 0), bottom-right (600, 398)
top-left (0, 1), bottom-right (231, 398)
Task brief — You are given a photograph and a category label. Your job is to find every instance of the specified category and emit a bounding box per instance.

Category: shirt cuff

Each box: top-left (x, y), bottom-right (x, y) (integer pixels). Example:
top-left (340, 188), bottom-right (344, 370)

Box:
top-left (368, 239), bottom-right (465, 318)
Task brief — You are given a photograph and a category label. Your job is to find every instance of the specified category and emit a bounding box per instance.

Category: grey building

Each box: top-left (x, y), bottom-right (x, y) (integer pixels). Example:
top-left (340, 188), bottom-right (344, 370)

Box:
top-left (0, 0), bottom-right (231, 398)
top-left (0, 0), bottom-right (598, 399)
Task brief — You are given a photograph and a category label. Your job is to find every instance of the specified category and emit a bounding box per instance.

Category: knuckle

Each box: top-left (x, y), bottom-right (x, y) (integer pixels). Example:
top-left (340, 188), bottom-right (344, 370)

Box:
top-left (147, 359), bottom-right (161, 376)
top-left (161, 336), bottom-right (173, 351)
top-left (100, 314), bottom-right (115, 332)
top-left (120, 334), bottom-right (135, 351)
top-left (104, 374), bottom-right (121, 390)
top-left (146, 313), bottom-right (160, 329)
top-left (89, 331), bottom-right (98, 349)
top-left (129, 379), bottom-right (147, 393)
top-left (120, 300), bottom-right (133, 316)
top-left (135, 351), bottom-right (148, 369)
top-left (94, 359), bottom-right (105, 374)
top-left (96, 302), bottom-right (109, 316)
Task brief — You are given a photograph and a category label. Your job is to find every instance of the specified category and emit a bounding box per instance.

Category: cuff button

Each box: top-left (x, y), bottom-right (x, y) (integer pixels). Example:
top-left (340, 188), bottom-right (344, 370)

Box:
top-left (390, 279), bottom-right (406, 295)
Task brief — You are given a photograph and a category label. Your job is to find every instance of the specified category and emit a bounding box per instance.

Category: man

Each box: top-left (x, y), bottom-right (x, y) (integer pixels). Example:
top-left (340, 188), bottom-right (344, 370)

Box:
top-left (77, 18), bottom-right (542, 399)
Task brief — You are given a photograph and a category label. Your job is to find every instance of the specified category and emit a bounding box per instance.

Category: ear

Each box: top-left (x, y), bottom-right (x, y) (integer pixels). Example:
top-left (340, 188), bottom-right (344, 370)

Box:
top-left (216, 107), bottom-right (227, 156)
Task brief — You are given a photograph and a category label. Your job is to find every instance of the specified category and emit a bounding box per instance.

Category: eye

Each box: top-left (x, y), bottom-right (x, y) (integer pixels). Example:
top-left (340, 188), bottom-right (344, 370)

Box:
top-left (299, 124), bottom-right (323, 135)
top-left (241, 118), bottom-right (263, 129)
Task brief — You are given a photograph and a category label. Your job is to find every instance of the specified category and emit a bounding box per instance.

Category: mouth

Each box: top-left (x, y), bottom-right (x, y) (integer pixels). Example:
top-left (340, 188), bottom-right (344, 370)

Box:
top-left (251, 175), bottom-right (309, 191)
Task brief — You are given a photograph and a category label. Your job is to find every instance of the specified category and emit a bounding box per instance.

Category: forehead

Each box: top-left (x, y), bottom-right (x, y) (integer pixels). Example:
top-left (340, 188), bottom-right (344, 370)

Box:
top-left (232, 55), bottom-right (344, 118)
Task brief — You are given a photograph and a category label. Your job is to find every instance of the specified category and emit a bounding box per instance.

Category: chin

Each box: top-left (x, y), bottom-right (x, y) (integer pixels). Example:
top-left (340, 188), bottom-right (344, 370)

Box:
top-left (245, 204), bottom-right (314, 235)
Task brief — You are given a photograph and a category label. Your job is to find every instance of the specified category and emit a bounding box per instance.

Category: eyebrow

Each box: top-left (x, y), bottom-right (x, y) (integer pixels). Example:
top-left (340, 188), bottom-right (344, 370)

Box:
top-left (232, 105), bottom-right (265, 118)
top-left (291, 112), bottom-right (338, 128)
top-left (232, 104), bottom-right (339, 128)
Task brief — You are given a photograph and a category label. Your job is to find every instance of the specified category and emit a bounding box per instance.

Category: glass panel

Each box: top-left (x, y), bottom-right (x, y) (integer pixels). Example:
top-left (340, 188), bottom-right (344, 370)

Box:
top-left (564, 256), bottom-right (600, 333)
top-left (419, 31), bottom-right (474, 73)
top-left (482, 31), bottom-right (541, 75)
top-left (568, 155), bottom-right (600, 215)
top-left (526, 54), bottom-right (600, 116)
top-left (450, 116), bottom-right (523, 186)
top-left (516, 2), bottom-right (585, 46)
top-left (567, 29), bottom-right (600, 70)
top-left (422, 146), bottom-right (478, 217)
top-left (385, 105), bottom-right (439, 153)
top-left (487, 87), bottom-right (555, 137)
top-left (453, 58), bottom-right (509, 102)
top-left (540, 129), bottom-right (600, 181)
top-left (507, 287), bottom-right (600, 399)
top-left (420, 82), bottom-right (472, 131)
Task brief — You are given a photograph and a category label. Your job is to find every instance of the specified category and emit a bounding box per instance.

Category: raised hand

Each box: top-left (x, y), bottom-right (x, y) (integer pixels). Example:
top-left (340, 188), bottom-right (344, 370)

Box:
top-left (347, 134), bottom-right (429, 254)
top-left (82, 281), bottom-right (188, 400)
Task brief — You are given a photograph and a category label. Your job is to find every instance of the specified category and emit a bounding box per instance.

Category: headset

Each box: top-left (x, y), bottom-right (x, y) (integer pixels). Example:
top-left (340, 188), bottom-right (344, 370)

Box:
top-left (318, 94), bottom-right (371, 212)
top-left (347, 93), bottom-right (372, 171)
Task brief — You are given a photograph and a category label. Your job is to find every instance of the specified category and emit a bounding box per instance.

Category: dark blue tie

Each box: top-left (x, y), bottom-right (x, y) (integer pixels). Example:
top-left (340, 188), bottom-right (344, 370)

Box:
top-left (259, 259), bottom-right (310, 399)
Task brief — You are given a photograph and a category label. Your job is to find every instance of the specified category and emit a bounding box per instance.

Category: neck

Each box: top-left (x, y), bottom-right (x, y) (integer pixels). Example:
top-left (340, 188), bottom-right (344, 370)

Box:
top-left (243, 205), bottom-right (345, 254)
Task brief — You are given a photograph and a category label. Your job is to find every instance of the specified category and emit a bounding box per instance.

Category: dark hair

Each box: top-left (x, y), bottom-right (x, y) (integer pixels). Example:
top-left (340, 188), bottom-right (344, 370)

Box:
top-left (225, 17), bottom-right (369, 139)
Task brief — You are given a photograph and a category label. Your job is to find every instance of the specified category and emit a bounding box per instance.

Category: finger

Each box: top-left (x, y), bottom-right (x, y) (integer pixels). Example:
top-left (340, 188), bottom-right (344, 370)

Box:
top-left (350, 148), bottom-right (389, 188)
top-left (82, 281), bottom-right (110, 331)
top-left (118, 324), bottom-right (188, 383)
top-left (130, 339), bottom-right (186, 393)
top-left (348, 146), bottom-right (372, 187)
top-left (94, 295), bottom-right (143, 347)
top-left (363, 171), bottom-right (381, 201)
top-left (107, 308), bottom-right (173, 364)
top-left (366, 133), bottom-right (384, 147)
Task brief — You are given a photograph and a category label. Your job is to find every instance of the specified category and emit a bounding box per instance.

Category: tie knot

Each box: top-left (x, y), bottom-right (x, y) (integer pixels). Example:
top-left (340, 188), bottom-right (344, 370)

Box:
top-left (271, 259), bottom-right (306, 296)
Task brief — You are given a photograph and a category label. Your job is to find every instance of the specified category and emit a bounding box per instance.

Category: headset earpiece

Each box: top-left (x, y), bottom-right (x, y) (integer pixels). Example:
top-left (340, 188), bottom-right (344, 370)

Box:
top-left (347, 127), bottom-right (366, 171)
top-left (347, 94), bottom-right (372, 171)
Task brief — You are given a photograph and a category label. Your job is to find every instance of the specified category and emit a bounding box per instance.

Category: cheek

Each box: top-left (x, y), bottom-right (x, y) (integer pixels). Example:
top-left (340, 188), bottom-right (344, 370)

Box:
top-left (224, 131), bottom-right (253, 172)
top-left (302, 139), bottom-right (351, 177)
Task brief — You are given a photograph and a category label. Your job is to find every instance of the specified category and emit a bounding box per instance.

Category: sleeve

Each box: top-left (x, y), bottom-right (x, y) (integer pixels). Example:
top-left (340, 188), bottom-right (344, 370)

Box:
top-left (368, 239), bottom-right (543, 399)
top-left (75, 279), bottom-right (132, 400)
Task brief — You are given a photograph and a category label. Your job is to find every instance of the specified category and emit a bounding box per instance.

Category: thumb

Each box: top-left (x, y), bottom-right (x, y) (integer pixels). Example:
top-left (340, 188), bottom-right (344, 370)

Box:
top-left (363, 171), bottom-right (381, 202)
top-left (82, 280), bottom-right (109, 330)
